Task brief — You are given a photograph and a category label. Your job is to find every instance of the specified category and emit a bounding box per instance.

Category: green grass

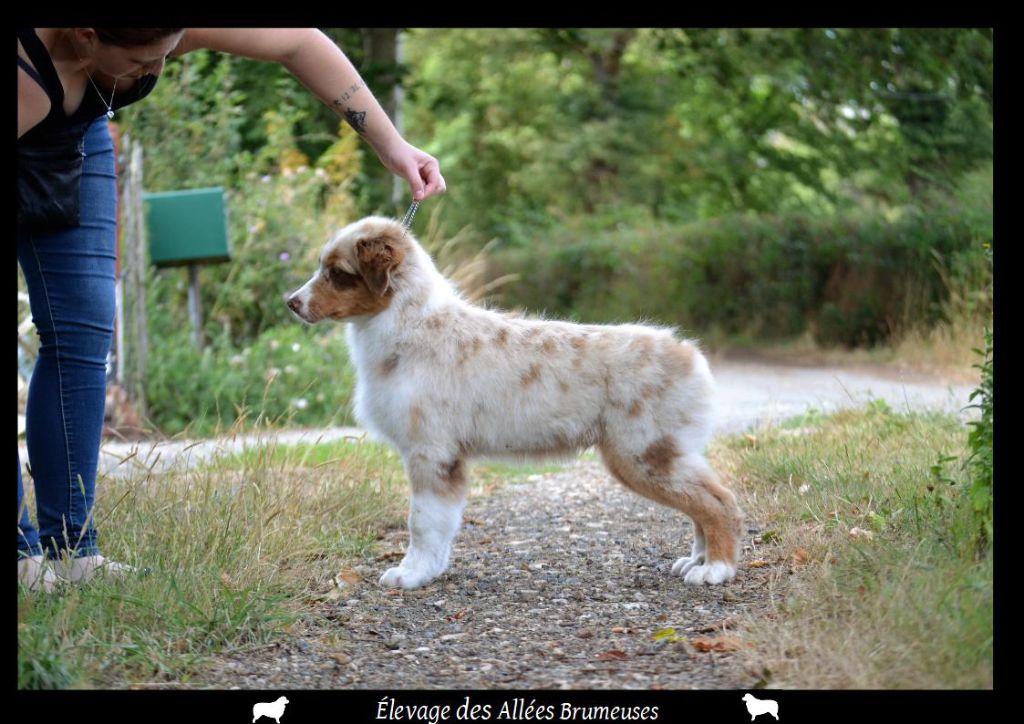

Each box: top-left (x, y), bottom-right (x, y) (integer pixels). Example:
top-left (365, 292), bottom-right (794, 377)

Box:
top-left (716, 402), bottom-right (993, 688)
top-left (17, 435), bottom-right (569, 688)
top-left (18, 436), bottom-right (409, 688)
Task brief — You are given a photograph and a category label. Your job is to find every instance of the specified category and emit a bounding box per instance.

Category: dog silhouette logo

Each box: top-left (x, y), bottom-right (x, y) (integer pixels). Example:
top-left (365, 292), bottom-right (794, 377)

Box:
top-left (253, 696), bottom-right (290, 723)
top-left (741, 693), bottom-right (779, 720)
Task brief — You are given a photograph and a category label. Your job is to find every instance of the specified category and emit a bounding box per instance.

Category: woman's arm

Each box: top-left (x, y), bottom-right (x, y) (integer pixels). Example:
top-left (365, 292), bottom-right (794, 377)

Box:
top-left (18, 62), bottom-right (52, 139)
top-left (174, 28), bottom-right (445, 201)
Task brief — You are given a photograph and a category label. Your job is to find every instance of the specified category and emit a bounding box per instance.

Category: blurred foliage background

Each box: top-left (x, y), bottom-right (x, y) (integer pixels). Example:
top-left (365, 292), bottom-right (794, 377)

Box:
top-left (102, 27), bottom-right (991, 436)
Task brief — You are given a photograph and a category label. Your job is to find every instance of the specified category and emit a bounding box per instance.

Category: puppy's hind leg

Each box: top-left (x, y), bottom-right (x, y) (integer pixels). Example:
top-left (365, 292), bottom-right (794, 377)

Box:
top-left (379, 453), bottom-right (468, 590)
top-left (671, 520), bottom-right (706, 577)
top-left (600, 439), bottom-right (742, 585)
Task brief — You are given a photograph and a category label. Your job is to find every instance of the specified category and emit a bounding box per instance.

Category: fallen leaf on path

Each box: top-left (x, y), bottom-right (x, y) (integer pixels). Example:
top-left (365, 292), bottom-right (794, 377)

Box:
top-left (652, 627), bottom-right (686, 644)
top-left (595, 650), bottom-right (629, 661)
top-left (692, 635), bottom-right (746, 653)
top-left (748, 559), bottom-right (770, 568)
top-left (334, 569), bottom-right (362, 588)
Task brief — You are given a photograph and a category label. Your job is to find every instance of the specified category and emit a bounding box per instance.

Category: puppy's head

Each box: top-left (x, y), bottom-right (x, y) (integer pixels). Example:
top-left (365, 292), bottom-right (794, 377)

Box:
top-left (286, 216), bottom-right (409, 323)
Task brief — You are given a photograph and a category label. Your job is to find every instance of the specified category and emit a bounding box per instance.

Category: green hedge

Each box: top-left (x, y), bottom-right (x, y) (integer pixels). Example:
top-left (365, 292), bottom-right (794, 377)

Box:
top-left (489, 206), bottom-right (985, 348)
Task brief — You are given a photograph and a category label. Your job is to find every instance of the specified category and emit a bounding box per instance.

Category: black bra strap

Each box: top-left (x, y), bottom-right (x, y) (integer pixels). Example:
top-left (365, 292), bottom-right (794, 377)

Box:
top-left (17, 55), bottom-right (47, 91)
top-left (16, 28), bottom-right (64, 106)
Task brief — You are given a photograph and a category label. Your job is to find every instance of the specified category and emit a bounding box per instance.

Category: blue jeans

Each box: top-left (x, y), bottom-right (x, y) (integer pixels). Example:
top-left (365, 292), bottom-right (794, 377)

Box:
top-left (18, 118), bottom-right (117, 561)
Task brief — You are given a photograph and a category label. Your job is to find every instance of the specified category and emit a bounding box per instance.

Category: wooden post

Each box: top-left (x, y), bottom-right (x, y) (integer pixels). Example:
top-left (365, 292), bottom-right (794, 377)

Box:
top-left (188, 263), bottom-right (205, 349)
top-left (362, 27), bottom-right (405, 209)
top-left (119, 135), bottom-right (149, 419)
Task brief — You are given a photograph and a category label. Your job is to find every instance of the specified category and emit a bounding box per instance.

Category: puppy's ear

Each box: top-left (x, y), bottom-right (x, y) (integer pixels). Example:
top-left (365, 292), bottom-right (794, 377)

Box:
top-left (356, 236), bottom-right (405, 297)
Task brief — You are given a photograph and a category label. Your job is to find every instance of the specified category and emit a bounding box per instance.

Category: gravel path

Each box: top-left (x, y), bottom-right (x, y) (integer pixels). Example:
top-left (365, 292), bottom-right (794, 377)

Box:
top-left (118, 358), bottom-right (975, 690)
top-left (177, 459), bottom-right (771, 690)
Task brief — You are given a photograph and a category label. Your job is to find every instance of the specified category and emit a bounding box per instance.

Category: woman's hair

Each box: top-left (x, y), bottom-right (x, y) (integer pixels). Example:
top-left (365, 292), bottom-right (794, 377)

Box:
top-left (93, 28), bottom-right (184, 47)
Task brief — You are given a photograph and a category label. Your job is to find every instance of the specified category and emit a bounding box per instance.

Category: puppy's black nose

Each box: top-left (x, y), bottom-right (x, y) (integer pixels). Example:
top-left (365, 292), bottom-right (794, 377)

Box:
top-left (286, 295), bottom-right (302, 313)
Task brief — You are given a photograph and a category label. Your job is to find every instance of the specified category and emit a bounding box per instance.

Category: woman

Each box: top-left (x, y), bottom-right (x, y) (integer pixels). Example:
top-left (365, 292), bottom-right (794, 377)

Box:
top-left (17, 28), bottom-right (446, 591)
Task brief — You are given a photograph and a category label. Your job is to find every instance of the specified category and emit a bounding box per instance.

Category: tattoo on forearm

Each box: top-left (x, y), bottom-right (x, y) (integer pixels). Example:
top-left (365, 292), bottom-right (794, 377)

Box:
top-left (333, 81), bottom-right (368, 133)
top-left (343, 109), bottom-right (367, 134)
top-left (334, 81), bottom-right (365, 105)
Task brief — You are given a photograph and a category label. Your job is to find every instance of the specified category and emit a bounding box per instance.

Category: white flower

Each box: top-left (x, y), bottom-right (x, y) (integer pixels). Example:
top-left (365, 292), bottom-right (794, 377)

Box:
top-left (269, 340), bottom-right (280, 351)
top-left (292, 398), bottom-right (309, 410)
top-left (229, 354), bottom-right (244, 367)
top-left (265, 367), bottom-right (281, 383)
top-left (284, 365), bottom-right (298, 376)
top-left (291, 343), bottom-right (301, 352)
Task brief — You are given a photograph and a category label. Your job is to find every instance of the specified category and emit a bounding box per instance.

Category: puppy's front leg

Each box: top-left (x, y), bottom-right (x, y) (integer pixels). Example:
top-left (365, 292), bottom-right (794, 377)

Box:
top-left (380, 455), bottom-right (467, 590)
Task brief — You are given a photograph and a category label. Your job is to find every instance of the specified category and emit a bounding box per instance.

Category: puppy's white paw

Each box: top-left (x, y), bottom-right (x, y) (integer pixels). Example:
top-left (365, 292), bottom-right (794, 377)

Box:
top-left (671, 554), bottom-right (705, 577)
top-left (379, 566), bottom-right (434, 590)
top-left (682, 561), bottom-right (736, 585)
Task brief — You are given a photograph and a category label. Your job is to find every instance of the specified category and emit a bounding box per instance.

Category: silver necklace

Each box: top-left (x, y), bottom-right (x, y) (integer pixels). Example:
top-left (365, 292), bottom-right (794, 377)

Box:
top-left (85, 70), bottom-right (117, 119)
top-left (68, 34), bottom-right (117, 119)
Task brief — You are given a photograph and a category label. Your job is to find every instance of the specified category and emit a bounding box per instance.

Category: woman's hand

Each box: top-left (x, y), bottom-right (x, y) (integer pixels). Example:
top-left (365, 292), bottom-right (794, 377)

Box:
top-left (375, 138), bottom-right (447, 202)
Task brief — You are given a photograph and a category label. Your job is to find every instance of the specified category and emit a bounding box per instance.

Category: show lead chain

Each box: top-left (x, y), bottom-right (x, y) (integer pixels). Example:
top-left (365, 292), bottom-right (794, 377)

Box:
top-left (401, 200), bottom-right (420, 232)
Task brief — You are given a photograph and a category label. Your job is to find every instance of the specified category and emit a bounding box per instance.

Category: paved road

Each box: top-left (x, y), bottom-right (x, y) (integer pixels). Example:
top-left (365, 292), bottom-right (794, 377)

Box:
top-left (710, 357), bottom-right (976, 435)
top-left (36, 359), bottom-right (974, 479)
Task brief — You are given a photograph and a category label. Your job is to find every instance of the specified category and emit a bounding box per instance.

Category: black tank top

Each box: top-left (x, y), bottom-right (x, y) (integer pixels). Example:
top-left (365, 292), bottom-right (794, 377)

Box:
top-left (17, 27), bottom-right (159, 142)
top-left (17, 28), bottom-right (160, 231)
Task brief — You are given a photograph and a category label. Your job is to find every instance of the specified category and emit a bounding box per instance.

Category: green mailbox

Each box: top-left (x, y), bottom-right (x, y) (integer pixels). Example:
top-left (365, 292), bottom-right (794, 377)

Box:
top-left (143, 187), bottom-right (230, 267)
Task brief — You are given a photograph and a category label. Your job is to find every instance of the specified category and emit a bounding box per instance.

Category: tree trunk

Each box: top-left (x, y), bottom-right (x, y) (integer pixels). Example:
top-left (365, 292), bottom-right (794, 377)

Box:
top-left (360, 28), bottom-right (407, 208)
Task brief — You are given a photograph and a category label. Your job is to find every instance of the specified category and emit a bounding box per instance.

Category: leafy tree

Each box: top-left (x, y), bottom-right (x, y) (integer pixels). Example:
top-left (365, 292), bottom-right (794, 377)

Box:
top-left (403, 28), bottom-right (992, 243)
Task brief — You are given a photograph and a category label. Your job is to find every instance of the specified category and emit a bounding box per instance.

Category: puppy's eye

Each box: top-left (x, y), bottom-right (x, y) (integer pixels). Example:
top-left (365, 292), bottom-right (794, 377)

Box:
top-left (328, 267), bottom-right (361, 289)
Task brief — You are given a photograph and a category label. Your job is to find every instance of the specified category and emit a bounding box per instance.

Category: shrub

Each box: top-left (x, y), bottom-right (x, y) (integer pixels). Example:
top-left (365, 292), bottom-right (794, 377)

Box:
top-left (145, 324), bottom-right (356, 437)
top-left (965, 328), bottom-right (993, 549)
top-left (489, 204), bottom-right (987, 348)
top-left (195, 115), bottom-right (362, 347)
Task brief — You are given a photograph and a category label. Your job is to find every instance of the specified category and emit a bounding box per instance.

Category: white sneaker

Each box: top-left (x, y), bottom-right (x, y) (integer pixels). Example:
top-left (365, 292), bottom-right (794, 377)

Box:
top-left (50, 555), bottom-right (138, 584)
top-left (17, 555), bottom-right (58, 593)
